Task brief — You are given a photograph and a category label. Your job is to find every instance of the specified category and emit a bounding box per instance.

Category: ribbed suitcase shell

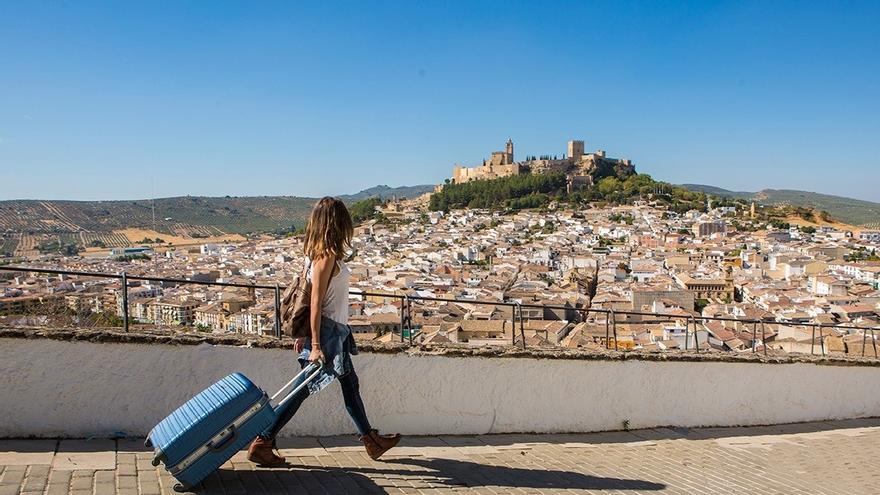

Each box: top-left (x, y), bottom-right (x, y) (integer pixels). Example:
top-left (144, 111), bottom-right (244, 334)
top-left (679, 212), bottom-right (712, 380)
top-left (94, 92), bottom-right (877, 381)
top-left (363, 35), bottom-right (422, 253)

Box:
top-left (146, 373), bottom-right (275, 491)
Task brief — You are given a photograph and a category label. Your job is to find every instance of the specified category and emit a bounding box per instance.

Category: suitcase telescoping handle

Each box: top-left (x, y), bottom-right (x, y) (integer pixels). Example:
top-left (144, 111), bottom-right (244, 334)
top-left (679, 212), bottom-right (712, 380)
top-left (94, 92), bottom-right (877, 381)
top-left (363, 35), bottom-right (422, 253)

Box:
top-left (271, 359), bottom-right (324, 409)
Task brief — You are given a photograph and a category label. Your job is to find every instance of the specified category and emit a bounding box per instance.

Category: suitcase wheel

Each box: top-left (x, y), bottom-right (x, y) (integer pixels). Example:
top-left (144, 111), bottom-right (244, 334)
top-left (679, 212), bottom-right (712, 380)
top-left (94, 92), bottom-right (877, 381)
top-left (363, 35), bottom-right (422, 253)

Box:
top-left (173, 483), bottom-right (191, 493)
top-left (144, 438), bottom-right (153, 448)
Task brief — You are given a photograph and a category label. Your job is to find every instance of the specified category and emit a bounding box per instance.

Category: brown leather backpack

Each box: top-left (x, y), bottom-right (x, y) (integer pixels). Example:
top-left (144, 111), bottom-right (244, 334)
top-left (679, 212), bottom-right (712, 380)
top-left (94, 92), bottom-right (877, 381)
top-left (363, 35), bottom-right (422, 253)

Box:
top-left (280, 260), bottom-right (311, 338)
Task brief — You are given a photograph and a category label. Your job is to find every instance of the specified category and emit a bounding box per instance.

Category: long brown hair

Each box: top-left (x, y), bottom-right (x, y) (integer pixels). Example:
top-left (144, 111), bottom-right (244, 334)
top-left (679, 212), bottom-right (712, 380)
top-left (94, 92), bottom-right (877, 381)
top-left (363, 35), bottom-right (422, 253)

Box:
top-left (303, 197), bottom-right (353, 260)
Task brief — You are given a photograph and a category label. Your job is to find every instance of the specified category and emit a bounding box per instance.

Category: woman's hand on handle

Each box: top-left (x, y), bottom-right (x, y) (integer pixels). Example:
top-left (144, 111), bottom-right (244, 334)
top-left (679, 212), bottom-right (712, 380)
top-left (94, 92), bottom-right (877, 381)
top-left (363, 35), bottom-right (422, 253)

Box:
top-left (308, 347), bottom-right (325, 365)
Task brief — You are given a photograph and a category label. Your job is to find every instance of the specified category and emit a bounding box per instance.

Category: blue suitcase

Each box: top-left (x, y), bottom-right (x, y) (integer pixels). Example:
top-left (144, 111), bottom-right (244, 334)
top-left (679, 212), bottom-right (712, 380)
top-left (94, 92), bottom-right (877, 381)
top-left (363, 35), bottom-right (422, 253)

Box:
top-left (145, 363), bottom-right (323, 492)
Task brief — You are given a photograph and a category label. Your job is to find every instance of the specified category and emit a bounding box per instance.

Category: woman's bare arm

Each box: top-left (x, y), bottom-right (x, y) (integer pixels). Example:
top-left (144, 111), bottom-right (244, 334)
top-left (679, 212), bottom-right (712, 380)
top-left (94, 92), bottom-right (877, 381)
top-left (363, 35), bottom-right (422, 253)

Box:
top-left (308, 255), bottom-right (335, 359)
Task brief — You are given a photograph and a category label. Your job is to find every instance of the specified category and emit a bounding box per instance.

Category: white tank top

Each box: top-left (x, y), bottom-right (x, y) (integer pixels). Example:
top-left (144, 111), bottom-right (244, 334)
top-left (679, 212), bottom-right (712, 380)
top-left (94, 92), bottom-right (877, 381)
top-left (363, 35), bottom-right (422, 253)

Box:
top-left (307, 257), bottom-right (350, 324)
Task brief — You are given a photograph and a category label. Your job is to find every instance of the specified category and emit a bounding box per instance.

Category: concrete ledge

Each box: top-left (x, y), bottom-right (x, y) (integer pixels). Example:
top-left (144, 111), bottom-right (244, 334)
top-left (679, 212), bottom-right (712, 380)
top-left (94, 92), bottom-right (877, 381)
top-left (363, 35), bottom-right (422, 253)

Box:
top-left (4, 326), bottom-right (880, 366)
top-left (2, 327), bottom-right (880, 439)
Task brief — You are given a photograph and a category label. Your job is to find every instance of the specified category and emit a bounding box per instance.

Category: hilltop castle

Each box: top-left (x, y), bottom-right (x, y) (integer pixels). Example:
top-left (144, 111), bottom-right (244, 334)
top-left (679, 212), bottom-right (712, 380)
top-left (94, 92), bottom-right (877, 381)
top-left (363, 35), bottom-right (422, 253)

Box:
top-left (452, 138), bottom-right (635, 190)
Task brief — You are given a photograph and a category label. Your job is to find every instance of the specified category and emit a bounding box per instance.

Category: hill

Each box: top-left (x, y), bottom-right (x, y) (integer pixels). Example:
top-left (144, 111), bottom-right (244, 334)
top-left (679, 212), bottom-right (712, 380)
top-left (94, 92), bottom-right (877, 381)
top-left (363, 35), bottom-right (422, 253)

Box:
top-left (429, 170), bottom-right (713, 215)
top-left (0, 184), bottom-right (433, 235)
top-left (681, 184), bottom-right (880, 226)
top-left (0, 196), bottom-right (316, 237)
top-left (339, 184), bottom-right (434, 202)
top-left (679, 184), bottom-right (752, 199)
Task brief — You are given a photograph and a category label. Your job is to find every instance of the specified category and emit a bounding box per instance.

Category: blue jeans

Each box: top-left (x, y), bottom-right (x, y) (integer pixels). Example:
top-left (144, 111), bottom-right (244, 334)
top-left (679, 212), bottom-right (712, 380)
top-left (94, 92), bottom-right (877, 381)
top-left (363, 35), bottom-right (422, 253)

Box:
top-left (261, 362), bottom-right (372, 440)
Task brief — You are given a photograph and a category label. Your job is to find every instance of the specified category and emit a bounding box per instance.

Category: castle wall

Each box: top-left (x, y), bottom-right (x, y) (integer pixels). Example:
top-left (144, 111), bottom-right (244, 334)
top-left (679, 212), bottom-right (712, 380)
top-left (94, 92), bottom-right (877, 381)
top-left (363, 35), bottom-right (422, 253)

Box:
top-left (451, 139), bottom-right (635, 184)
top-left (454, 163), bottom-right (520, 183)
top-left (529, 159), bottom-right (573, 175)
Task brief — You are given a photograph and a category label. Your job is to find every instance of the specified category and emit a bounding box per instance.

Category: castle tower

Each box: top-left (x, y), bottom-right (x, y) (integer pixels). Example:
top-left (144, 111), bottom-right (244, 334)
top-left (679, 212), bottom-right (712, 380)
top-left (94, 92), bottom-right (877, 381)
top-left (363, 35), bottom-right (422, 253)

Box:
top-left (505, 138), bottom-right (514, 164)
top-left (567, 140), bottom-right (584, 160)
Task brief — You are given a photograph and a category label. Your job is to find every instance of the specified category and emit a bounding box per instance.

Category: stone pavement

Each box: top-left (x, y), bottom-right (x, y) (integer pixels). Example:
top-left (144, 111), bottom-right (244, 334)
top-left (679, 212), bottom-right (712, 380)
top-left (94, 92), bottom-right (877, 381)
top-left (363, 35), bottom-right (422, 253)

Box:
top-left (2, 418), bottom-right (879, 495)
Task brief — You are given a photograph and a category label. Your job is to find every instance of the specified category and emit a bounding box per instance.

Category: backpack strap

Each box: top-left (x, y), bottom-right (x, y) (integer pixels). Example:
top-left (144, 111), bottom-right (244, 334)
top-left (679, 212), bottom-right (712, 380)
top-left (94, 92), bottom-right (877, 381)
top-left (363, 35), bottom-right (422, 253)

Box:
top-left (303, 257), bottom-right (312, 279)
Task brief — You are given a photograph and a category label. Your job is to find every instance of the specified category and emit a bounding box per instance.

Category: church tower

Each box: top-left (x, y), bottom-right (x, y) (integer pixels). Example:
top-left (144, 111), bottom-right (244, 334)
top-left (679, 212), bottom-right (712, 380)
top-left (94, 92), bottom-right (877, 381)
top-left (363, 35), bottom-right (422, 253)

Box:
top-left (505, 138), bottom-right (514, 164)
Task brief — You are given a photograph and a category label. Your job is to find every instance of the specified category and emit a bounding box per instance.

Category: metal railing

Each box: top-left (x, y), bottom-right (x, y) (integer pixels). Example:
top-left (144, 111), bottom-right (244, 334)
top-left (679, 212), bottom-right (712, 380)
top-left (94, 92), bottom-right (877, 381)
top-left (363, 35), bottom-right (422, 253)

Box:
top-left (1, 265), bottom-right (878, 358)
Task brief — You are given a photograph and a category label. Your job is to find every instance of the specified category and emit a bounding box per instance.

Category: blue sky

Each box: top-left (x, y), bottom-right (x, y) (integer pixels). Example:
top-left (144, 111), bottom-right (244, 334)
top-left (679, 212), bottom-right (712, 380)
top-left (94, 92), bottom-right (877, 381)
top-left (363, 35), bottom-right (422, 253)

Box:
top-left (1, 1), bottom-right (878, 201)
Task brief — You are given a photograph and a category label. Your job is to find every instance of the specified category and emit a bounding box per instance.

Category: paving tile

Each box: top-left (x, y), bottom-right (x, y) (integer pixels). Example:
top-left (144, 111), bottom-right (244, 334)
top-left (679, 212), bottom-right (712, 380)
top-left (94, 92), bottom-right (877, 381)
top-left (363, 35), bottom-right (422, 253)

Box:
top-left (46, 469), bottom-right (71, 486)
top-left (20, 465), bottom-right (50, 494)
top-left (0, 440), bottom-right (57, 466)
top-left (316, 435), bottom-right (363, 452)
top-left (439, 436), bottom-right (499, 455)
top-left (52, 440), bottom-right (116, 471)
top-left (475, 434), bottom-right (547, 448)
top-left (0, 467), bottom-right (27, 486)
top-left (555, 430), bottom-right (645, 446)
top-left (277, 436), bottom-right (332, 457)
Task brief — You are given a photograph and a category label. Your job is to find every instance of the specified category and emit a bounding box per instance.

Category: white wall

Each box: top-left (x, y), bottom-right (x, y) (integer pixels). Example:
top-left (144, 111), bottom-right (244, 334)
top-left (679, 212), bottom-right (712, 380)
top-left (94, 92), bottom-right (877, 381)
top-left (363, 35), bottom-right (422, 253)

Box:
top-left (2, 337), bottom-right (880, 438)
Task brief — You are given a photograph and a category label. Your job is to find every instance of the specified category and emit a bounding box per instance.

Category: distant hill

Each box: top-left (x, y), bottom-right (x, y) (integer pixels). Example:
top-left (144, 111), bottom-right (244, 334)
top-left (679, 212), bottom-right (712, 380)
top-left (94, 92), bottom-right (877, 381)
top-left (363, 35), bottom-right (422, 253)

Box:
top-left (679, 184), bottom-right (752, 198)
top-left (339, 184), bottom-right (434, 202)
top-left (0, 184), bottom-right (434, 239)
top-left (681, 184), bottom-right (880, 226)
top-left (0, 196), bottom-right (316, 237)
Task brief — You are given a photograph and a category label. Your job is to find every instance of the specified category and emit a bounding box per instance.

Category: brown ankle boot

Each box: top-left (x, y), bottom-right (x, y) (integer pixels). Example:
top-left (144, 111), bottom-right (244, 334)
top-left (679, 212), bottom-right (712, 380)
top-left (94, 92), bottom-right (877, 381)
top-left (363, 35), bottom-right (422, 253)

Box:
top-left (360, 429), bottom-right (401, 460)
top-left (247, 437), bottom-right (286, 467)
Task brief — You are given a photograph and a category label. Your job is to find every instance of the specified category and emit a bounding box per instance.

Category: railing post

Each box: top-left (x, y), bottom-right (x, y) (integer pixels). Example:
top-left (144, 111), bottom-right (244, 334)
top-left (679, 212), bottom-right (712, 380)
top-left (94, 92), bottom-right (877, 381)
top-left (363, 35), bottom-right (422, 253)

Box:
top-left (406, 296), bottom-right (413, 346)
top-left (511, 303), bottom-right (521, 348)
top-left (862, 327), bottom-right (868, 357)
top-left (611, 308), bottom-right (618, 351)
top-left (400, 296), bottom-right (406, 343)
top-left (604, 310), bottom-right (610, 350)
top-left (121, 271), bottom-right (129, 333)
top-left (274, 284), bottom-right (282, 339)
top-left (819, 325), bottom-right (826, 356)
top-left (872, 328), bottom-right (878, 359)
top-left (676, 316), bottom-right (691, 350)
top-left (761, 321), bottom-right (767, 356)
top-left (693, 317), bottom-right (700, 352)
top-left (684, 317), bottom-right (689, 350)
top-left (811, 325), bottom-right (816, 355)
top-left (519, 303), bottom-right (526, 350)
top-left (752, 322), bottom-right (757, 353)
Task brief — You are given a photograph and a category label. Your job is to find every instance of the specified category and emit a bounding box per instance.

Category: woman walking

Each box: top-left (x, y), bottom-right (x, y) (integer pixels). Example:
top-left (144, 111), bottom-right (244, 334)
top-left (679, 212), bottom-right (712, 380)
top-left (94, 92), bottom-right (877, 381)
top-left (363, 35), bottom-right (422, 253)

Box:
top-left (247, 197), bottom-right (401, 466)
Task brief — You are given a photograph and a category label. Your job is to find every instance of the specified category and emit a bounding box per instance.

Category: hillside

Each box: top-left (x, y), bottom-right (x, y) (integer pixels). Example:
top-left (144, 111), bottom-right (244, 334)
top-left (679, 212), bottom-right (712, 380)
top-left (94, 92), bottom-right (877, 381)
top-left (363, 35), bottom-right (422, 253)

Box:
top-left (339, 184), bottom-right (434, 202)
top-left (0, 184), bottom-right (433, 235)
top-left (0, 196), bottom-right (316, 236)
top-left (681, 184), bottom-right (880, 226)
top-left (679, 184), bottom-right (752, 199)
top-left (429, 170), bottom-right (713, 215)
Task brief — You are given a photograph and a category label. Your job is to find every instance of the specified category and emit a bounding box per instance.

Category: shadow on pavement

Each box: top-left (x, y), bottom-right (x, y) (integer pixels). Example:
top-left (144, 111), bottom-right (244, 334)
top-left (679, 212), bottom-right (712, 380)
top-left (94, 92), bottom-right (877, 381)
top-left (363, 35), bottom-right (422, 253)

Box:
top-left (384, 457), bottom-right (666, 491)
top-left (220, 456), bottom-right (665, 493)
top-left (652, 417), bottom-right (880, 441)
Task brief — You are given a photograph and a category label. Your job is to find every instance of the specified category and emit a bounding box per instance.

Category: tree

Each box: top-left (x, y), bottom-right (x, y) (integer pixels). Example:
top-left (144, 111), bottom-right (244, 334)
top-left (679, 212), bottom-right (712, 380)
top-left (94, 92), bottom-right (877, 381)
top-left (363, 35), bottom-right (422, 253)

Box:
top-left (596, 177), bottom-right (622, 197)
top-left (694, 298), bottom-right (710, 313)
top-left (429, 172), bottom-right (567, 211)
top-left (769, 219), bottom-right (790, 230)
top-left (350, 197), bottom-right (385, 223)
